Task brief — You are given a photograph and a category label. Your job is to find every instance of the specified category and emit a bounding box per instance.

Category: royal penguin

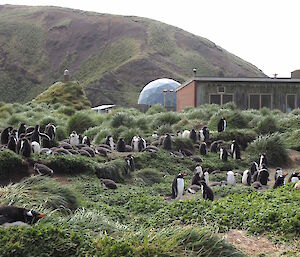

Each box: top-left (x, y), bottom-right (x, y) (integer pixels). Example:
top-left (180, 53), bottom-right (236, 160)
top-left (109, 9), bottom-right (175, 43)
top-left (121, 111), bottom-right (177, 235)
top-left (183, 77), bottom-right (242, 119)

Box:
top-left (189, 129), bottom-right (197, 143)
top-left (288, 172), bottom-right (300, 183)
top-left (10, 129), bottom-right (18, 141)
top-left (99, 178), bottom-right (118, 189)
top-left (171, 173), bottom-right (185, 199)
top-left (203, 170), bottom-right (209, 184)
top-left (194, 165), bottom-right (203, 175)
top-left (220, 147), bottom-right (228, 161)
top-left (1, 126), bottom-right (13, 145)
top-left (242, 170), bottom-right (251, 186)
top-left (252, 181), bottom-right (263, 190)
top-left (176, 131), bottom-right (182, 138)
top-left (106, 135), bottom-right (115, 151)
top-left (44, 123), bottom-right (57, 141)
top-left (125, 154), bottom-right (135, 173)
top-left (257, 168), bottom-right (269, 186)
top-left (227, 171), bottom-right (236, 186)
top-left (259, 153), bottom-right (268, 169)
top-left (202, 126), bottom-right (209, 141)
top-left (26, 125), bottom-right (50, 145)
top-left (0, 206), bottom-right (46, 226)
top-left (274, 168), bottom-right (283, 181)
top-left (31, 141), bottom-right (41, 154)
top-left (250, 162), bottom-right (259, 175)
top-left (199, 142), bottom-right (208, 155)
top-left (152, 131), bottom-right (159, 140)
top-left (217, 117), bottom-right (226, 132)
top-left (294, 181), bottom-right (300, 190)
top-left (17, 123), bottom-right (26, 139)
top-left (131, 136), bottom-right (139, 152)
top-left (34, 163), bottom-right (54, 176)
top-left (200, 180), bottom-right (214, 201)
top-left (138, 137), bottom-right (146, 152)
top-left (191, 172), bottom-right (202, 186)
top-left (210, 140), bottom-right (222, 153)
top-left (82, 136), bottom-right (91, 146)
top-left (117, 138), bottom-right (126, 152)
top-left (7, 136), bottom-right (17, 152)
top-left (19, 138), bottom-right (32, 157)
top-left (69, 131), bottom-right (80, 146)
top-left (230, 140), bottom-right (241, 160)
top-left (198, 129), bottom-right (205, 142)
top-left (181, 130), bottom-right (190, 139)
top-left (273, 175), bottom-right (286, 189)
top-left (162, 133), bottom-right (172, 150)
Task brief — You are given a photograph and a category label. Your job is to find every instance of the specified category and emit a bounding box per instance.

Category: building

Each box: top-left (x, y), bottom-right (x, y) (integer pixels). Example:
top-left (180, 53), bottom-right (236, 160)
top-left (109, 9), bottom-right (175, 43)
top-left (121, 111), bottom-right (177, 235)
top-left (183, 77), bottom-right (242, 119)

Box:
top-left (176, 71), bottom-right (300, 113)
top-left (92, 104), bottom-right (115, 114)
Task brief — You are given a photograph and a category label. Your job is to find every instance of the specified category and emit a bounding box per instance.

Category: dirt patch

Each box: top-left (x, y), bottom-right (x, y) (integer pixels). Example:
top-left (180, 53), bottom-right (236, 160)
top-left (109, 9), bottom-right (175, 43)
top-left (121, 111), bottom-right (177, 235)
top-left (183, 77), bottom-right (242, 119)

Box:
top-left (287, 149), bottom-right (300, 168)
top-left (224, 230), bottom-right (286, 256)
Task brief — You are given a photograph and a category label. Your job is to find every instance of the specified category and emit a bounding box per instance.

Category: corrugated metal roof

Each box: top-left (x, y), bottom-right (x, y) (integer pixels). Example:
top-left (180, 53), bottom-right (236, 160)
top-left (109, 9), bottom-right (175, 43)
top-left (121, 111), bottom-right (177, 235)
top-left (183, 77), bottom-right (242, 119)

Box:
top-left (176, 77), bottom-right (300, 91)
top-left (92, 104), bottom-right (115, 110)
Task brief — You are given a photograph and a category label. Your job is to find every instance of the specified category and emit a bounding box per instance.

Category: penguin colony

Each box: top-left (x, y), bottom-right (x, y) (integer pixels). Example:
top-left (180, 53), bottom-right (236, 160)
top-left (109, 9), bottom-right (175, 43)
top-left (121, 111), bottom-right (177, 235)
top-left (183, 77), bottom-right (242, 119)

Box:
top-left (1, 117), bottom-right (299, 226)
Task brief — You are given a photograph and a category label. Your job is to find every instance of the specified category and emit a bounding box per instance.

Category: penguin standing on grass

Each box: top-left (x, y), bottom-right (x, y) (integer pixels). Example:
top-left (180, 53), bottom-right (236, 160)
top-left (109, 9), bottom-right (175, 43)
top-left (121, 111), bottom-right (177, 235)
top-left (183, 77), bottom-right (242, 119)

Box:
top-left (106, 135), bottom-right (115, 151)
top-left (26, 125), bottom-right (50, 145)
top-left (17, 123), bottom-right (26, 139)
top-left (231, 140), bottom-right (241, 160)
top-left (1, 126), bottom-right (13, 145)
top-left (190, 129), bottom-right (197, 143)
top-left (163, 133), bottom-right (172, 150)
top-left (19, 138), bottom-right (32, 158)
top-left (259, 153), bottom-right (268, 169)
top-left (250, 162), bottom-right (259, 175)
top-left (202, 126), bottom-right (209, 142)
top-left (117, 138), bottom-right (126, 152)
top-left (199, 142), bottom-right (208, 155)
top-left (200, 180), bottom-right (214, 201)
top-left (242, 170), bottom-right (251, 186)
top-left (7, 136), bottom-right (17, 152)
top-left (171, 173), bottom-right (185, 199)
top-left (257, 167), bottom-right (269, 186)
top-left (220, 147), bottom-right (228, 161)
top-left (288, 172), bottom-right (300, 183)
top-left (217, 117), bottom-right (226, 132)
top-left (227, 171), bottom-right (236, 185)
top-left (273, 174), bottom-right (286, 189)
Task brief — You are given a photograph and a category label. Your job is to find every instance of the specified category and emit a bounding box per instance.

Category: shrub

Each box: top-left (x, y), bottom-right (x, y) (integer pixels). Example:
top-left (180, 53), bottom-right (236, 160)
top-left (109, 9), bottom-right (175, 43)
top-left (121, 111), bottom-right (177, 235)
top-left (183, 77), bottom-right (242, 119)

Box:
top-left (157, 124), bottom-right (173, 135)
top-left (256, 115), bottom-right (279, 134)
top-left (67, 112), bottom-right (96, 134)
top-left (94, 129), bottom-right (111, 144)
top-left (110, 112), bottom-right (135, 128)
top-left (39, 116), bottom-right (57, 131)
top-left (0, 150), bottom-right (28, 180)
top-left (246, 133), bottom-right (288, 166)
top-left (84, 126), bottom-right (101, 140)
top-left (56, 126), bottom-right (67, 141)
top-left (286, 129), bottom-right (300, 150)
top-left (95, 159), bottom-right (127, 182)
top-left (57, 106), bottom-right (76, 116)
top-left (278, 115), bottom-right (300, 132)
top-left (173, 138), bottom-right (195, 151)
top-left (136, 168), bottom-right (164, 185)
top-left (120, 128), bottom-right (143, 144)
top-left (152, 112), bottom-right (181, 127)
top-left (7, 114), bottom-right (26, 126)
top-left (146, 104), bottom-right (165, 115)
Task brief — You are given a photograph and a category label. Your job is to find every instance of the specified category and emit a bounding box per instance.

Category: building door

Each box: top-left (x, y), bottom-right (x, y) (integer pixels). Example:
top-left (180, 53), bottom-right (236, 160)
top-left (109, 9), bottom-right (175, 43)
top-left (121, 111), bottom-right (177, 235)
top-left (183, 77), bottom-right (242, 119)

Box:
top-left (286, 94), bottom-right (296, 112)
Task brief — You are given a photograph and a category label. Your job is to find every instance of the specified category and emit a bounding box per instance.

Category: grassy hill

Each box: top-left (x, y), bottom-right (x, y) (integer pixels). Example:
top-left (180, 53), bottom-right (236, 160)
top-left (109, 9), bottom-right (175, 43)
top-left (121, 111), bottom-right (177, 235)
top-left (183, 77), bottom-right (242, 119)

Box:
top-left (0, 5), bottom-right (265, 107)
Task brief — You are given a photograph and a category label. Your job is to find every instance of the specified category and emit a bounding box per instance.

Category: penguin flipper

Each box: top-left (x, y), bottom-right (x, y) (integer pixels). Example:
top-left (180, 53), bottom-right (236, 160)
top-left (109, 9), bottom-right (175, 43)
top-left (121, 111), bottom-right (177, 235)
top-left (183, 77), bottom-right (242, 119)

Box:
top-left (171, 179), bottom-right (177, 199)
top-left (40, 133), bottom-right (51, 141)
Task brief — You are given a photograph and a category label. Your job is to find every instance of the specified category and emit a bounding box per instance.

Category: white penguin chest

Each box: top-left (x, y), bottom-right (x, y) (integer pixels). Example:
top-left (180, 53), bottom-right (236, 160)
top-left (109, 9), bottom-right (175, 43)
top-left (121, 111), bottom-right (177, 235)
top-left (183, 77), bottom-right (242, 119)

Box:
top-left (177, 178), bottom-right (184, 196)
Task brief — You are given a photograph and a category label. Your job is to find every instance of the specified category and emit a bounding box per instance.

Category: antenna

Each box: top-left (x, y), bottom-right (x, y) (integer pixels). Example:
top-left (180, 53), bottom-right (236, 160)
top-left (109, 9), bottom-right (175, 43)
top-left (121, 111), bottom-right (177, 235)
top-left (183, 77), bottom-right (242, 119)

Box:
top-left (273, 73), bottom-right (278, 78)
top-left (193, 68), bottom-right (197, 77)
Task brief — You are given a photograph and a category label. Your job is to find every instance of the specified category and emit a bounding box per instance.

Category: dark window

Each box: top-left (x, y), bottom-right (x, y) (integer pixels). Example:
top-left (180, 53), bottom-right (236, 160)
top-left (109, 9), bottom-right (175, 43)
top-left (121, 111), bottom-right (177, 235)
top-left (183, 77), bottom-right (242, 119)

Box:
top-left (218, 86), bottom-right (225, 93)
top-left (223, 94), bottom-right (233, 104)
top-left (287, 94), bottom-right (296, 112)
top-left (249, 95), bottom-right (260, 109)
top-left (210, 94), bottom-right (221, 105)
top-left (261, 94), bottom-right (271, 109)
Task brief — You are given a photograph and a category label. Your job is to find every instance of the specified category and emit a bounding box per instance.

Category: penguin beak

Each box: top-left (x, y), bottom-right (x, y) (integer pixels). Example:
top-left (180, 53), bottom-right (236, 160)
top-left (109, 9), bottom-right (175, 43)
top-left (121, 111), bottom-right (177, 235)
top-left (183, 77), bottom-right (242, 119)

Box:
top-left (183, 173), bottom-right (187, 176)
top-left (284, 173), bottom-right (288, 177)
top-left (38, 214), bottom-right (46, 218)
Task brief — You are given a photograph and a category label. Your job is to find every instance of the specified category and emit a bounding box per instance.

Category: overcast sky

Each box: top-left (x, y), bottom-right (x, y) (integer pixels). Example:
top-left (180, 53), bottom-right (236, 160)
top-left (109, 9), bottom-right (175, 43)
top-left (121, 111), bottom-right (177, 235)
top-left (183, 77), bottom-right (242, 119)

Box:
top-left (1, 0), bottom-right (299, 77)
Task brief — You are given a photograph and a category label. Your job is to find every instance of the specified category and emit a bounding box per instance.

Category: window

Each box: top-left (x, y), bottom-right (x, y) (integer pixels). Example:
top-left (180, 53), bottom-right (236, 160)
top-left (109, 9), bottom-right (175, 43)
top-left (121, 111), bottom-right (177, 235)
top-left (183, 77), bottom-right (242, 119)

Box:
top-left (210, 94), bottom-right (221, 105)
top-left (249, 94), bottom-right (272, 109)
top-left (287, 94), bottom-right (296, 112)
top-left (210, 94), bottom-right (233, 105)
top-left (249, 94), bottom-right (260, 109)
top-left (218, 86), bottom-right (225, 93)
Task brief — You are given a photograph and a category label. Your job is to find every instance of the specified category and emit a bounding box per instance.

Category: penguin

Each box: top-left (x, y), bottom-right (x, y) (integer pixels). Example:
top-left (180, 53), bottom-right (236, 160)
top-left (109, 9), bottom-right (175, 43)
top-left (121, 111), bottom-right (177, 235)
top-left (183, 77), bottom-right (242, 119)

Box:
top-left (231, 140), bottom-right (241, 160)
top-left (162, 133), bottom-right (172, 150)
top-left (105, 135), bottom-right (114, 151)
top-left (69, 131), bottom-right (80, 146)
top-left (274, 168), bottom-right (283, 181)
top-left (252, 181), bottom-right (263, 190)
top-left (210, 140), bottom-right (221, 153)
top-left (99, 179), bottom-right (118, 189)
top-left (189, 129), bottom-right (197, 143)
top-left (198, 129), bottom-right (205, 142)
top-left (81, 147), bottom-right (95, 157)
top-left (0, 126), bottom-right (13, 145)
top-left (203, 170), bottom-right (209, 184)
top-left (187, 184), bottom-right (201, 194)
top-left (0, 206), bottom-right (45, 226)
top-left (44, 123), bottom-right (56, 141)
top-left (19, 138), bottom-right (32, 157)
top-left (125, 154), bottom-right (135, 173)
top-left (194, 165), bottom-right (203, 176)
top-left (82, 136), bottom-right (91, 146)
top-left (10, 129), bottom-right (18, 141)
top-left (294, 181), bottom-right (300, 190)
top-left (202, 126), bottom-right (209, 141)
top-left (191, 172), bottom-right (202, 186)
top-left (31, 141), bottom-right (41, 154)
top-left (199, 142), bottom-right (208, 155)
top-left (117, 138), bottom-right (126, 152)
top-left (217, 117), bottom-right (226, 132)
top-left (220, 147), bottom-right (228, 161)
top-left (7, 136), bottom-right (17, 152)
top-left (288, 172), bottom-right (300, 183)
top-left (273, 175), bottom-right (285, 189)
top-left (26, 126), bottom-right (34, 134)
top-left (17, 123), bottom-right (26, 139)
top-left (152, 131), bottom-right (159, 140)
top-left (59, 142), bottom-right (73, 150)
top-left (257, 168), bottom-right (269, 186)
top-left (26, 125), bottom-right (50, 145)
top-left (259, 153), bottom-right (268, 169)
top-left (242, 170), bottom-right (251, 186)
top-left (171, 173), bottom-right (185, 199)
top-left (138, 137), bottom-right (146, 152)
top-left (131, 136), bottom-right (139, 152)
top-left (200, 180), bottom-right (214, 201)
top-left (181, 130), bottom-right (190, 139)
top-left (177, 131), bottom-right (182, 138)
top-left (226, 171), bottom-right (236, 185)
top-left (33, 163), bottom-right (54, 176)
top-left (250, 162), bottom-right (259, 175)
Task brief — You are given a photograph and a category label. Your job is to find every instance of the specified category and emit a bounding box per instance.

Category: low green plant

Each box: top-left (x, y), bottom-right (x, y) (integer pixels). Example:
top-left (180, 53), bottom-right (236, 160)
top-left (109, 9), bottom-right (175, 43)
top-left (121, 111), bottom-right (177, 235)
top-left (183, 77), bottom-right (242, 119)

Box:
top-left (67, 112), bottom-right (96, 134)
top-left (135, 168), bottom-right (164, 185)
top-left (256, 115), bottom-right (279, 134)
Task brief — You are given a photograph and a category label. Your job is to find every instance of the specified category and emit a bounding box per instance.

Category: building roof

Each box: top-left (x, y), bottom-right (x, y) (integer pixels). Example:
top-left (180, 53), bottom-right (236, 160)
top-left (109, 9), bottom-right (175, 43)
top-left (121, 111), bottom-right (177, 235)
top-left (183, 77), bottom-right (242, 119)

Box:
top-left (176, 77), bottom-right (300, 92)
top-left (92, 104), bottom-right (115, 110)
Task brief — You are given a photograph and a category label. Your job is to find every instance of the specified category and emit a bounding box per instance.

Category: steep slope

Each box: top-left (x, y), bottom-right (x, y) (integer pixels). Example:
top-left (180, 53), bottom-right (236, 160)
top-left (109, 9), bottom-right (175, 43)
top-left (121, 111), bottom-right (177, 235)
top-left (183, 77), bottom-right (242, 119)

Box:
top-left (0, 5), bottom-right (265, 106)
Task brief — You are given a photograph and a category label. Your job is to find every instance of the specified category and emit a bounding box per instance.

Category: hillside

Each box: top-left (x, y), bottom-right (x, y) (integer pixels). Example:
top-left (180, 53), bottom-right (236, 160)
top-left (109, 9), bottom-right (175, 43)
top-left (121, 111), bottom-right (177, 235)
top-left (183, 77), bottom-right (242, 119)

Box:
top-left (0, 5), bottom-right (265, 106)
